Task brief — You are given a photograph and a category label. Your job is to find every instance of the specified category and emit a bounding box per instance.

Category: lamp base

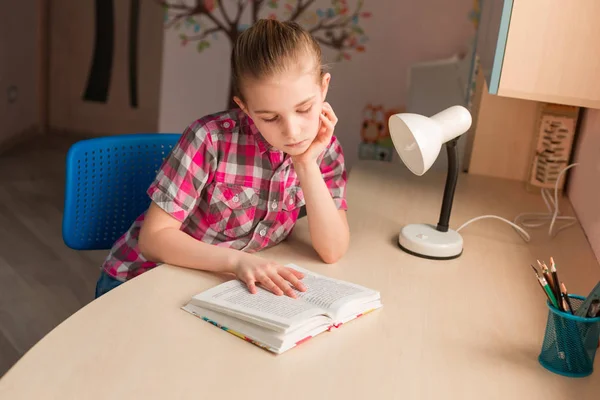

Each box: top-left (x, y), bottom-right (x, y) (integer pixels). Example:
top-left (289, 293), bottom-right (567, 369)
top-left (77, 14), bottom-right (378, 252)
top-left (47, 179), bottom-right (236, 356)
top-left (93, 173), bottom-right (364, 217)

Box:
top-left (398, 223), bottom-right (463, 260)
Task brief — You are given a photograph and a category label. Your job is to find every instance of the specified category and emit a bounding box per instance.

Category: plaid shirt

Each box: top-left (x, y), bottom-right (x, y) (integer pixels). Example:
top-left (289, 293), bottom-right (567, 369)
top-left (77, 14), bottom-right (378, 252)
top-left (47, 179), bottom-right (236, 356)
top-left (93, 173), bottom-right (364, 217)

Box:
top-left (101, 109), bottom-right (348, 281)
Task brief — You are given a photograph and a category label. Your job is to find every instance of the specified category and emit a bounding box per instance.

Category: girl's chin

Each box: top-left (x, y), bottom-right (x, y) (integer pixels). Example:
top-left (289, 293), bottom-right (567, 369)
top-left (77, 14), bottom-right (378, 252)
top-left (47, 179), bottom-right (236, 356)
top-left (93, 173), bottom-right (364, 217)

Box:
top-left (283, 140), bottom-right (310, 155)
top-left (283, 148), bottom-right (306, 156)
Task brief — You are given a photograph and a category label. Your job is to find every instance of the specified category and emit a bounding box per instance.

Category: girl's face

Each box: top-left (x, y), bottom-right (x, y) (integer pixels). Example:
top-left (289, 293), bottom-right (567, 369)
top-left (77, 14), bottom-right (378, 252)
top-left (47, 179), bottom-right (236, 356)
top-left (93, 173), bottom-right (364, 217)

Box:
top-left (234, 62), bottom-right (330, 156)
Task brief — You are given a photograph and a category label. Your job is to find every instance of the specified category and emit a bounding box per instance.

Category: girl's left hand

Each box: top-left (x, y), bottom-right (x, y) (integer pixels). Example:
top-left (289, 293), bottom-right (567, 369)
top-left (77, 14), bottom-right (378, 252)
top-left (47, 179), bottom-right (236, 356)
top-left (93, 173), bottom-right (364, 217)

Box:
top-left (292, 102), bottom-right (338, 166)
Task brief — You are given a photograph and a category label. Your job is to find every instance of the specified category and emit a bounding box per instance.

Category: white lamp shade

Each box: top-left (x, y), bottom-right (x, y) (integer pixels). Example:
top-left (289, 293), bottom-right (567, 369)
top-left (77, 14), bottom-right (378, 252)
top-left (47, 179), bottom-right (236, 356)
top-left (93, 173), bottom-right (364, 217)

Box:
top-left (388, 105), bottom-right (472, 176)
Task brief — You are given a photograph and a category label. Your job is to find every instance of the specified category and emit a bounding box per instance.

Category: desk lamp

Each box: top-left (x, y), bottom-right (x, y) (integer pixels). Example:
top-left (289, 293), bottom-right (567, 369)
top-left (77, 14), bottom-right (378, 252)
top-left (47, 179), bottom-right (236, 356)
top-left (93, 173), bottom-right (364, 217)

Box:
top-left (388, 105), bottom-right (472, 260)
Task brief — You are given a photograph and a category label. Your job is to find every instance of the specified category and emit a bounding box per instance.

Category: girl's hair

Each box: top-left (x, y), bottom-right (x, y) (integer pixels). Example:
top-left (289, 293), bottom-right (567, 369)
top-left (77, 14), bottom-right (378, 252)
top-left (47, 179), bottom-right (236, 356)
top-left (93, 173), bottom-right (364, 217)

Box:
top-left (231, 19), bottom-right (324, 102)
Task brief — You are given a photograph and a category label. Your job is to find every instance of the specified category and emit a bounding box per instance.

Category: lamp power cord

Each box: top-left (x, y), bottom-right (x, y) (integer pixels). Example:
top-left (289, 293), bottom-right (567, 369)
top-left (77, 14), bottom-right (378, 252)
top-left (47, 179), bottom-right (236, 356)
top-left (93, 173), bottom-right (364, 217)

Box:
top-left (455, 163), bottom-right (579, 242)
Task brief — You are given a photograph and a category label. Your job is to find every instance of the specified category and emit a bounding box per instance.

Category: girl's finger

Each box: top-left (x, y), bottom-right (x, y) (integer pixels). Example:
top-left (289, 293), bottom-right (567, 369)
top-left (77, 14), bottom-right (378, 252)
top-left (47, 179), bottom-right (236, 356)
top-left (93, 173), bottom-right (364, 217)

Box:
top-left (286, 268), bottom-right (305, 280)
top-left (322, 108), bottom-right (335, 124)
top-left (270, 272), bottom-right (297, 298)
top-left (319, 118), bottom-right (327, 134)
top-left (279, 268), bottom-right (306, 292)
top-left (259, 275), bottom-right (284, 296)
top-left (238, 270), bottom-right (258, 294)
top-left (320, 113), bottom-right (333, 130)
top-left (246, 279), bottom-right (257, 294)
top-left (326, 109), bottom-right (338, 126)
top-left (322, 102), bottom-right (335, 117)
top-left (320, 115), bottom-right (334, 141)
top-left (330, 109), bottom-right (338, 125)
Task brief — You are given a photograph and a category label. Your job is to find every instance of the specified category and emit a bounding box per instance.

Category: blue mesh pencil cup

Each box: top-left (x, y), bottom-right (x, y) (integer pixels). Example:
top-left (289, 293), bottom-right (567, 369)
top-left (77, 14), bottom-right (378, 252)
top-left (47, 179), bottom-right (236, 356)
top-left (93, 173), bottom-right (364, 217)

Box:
top-left (538, 295), bottom-right (600, 377)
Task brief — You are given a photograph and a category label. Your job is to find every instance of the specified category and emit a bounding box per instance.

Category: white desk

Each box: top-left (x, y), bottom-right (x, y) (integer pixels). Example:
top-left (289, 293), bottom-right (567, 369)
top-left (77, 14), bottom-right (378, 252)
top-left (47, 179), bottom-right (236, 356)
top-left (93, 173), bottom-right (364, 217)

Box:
top-left (1, 161), bottom-right (599, 399)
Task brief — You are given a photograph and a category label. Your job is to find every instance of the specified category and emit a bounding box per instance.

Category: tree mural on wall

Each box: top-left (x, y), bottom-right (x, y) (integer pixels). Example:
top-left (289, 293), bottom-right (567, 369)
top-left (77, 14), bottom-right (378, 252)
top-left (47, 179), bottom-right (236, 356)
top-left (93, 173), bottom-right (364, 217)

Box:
top-left (159, 0), bottom-right (371, 109)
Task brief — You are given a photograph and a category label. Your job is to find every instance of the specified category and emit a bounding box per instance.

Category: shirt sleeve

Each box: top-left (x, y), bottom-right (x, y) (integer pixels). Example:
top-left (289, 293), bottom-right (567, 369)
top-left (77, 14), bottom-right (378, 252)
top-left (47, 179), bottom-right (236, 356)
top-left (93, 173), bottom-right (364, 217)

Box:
top-left (319, 135), bottom-right (348, 211)
top-left (147, 121), bottom-right (217, 222)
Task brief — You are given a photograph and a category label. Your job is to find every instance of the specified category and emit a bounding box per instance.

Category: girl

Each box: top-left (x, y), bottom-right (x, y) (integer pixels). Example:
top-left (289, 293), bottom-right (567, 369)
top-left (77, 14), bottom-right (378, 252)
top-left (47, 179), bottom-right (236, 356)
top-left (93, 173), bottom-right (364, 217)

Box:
top-left (95, 19), bottom-right (349, 299)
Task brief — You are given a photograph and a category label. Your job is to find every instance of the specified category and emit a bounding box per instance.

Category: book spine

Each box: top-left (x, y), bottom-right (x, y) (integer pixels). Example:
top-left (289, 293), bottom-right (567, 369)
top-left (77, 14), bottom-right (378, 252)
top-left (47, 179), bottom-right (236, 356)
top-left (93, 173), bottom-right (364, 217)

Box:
top-left (328, 307), bottom-right (379, 330)
top-left (199, 316), bottom-right (278, 354)
top-left (295, 335), bottom-right (313, 346)
top-left (194, 307), bottom-right (381, 354)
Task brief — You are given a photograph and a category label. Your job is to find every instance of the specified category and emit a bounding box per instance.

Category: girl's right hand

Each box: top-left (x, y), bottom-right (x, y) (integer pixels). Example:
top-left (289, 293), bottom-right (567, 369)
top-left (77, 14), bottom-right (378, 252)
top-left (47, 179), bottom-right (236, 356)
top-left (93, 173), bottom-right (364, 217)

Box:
top-left (234, 254), bottom-right (307, 298)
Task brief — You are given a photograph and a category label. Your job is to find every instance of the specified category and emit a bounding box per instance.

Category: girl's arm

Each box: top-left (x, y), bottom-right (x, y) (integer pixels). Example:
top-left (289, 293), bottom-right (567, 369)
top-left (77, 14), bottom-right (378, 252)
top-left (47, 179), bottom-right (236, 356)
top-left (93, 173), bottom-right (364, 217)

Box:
top-left (292, 102), bottom-right (350, 263)
top-left (139, 202), bottom-right (241, 275)
top-left (295, 164), bottom-right (349, 263)
top-left (139, 202), bottom-right (306, 297)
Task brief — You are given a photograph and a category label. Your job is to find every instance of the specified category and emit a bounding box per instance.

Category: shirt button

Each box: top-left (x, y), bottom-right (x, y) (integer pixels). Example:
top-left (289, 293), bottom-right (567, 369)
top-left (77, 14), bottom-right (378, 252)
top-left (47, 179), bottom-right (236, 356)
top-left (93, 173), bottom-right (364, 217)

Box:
top-left (233, 195), bottom-right (239, 203)
top-left (223, 121), bottom-right (230, 128)
top-left (271, 200), bottom-right (277, 210)
top-left (289, 198), bottom-right (294, 205)
top-left (259, 229), bottom-right (267, 237)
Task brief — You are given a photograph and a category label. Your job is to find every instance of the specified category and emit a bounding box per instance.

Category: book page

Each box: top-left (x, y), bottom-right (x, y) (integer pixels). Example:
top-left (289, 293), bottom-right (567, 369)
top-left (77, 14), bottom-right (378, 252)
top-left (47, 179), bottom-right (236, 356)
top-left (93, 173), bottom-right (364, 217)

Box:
top-left (295, 274), bottom-right (367, 309)
top-left (289, 264), bottom-right (380, 316)
top-left (190, 280), bottom-right (327, 332)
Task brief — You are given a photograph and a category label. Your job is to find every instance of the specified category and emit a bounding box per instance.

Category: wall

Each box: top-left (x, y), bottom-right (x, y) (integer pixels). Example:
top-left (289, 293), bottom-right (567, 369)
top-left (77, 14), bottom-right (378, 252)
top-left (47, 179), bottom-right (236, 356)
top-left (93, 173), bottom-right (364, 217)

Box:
top-left (0, 0), bottom-right (39, 146)
top-left (568, 109), bottom-right (600, 261)
top-left (49, 0), bottom-right (164, 135)
top-left (158, 0), bottom-right (475, 171)
top-left (404, 47), bottom-right (474, 172)
top-left (466, 67), bottom-right (540, 181)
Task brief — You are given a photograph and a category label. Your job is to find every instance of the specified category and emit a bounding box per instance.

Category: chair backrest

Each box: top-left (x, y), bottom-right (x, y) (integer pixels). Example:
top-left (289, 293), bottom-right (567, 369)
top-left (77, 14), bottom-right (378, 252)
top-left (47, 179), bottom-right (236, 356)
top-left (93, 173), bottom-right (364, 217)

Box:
top-left (62, 133), bottom-right (181, 250)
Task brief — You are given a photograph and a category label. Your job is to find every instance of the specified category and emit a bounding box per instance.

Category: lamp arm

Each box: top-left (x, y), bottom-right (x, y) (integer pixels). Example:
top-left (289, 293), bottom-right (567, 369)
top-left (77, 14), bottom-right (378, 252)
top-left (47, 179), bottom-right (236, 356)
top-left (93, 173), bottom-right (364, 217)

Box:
top-left (436, 138), bottom-right (459, 232)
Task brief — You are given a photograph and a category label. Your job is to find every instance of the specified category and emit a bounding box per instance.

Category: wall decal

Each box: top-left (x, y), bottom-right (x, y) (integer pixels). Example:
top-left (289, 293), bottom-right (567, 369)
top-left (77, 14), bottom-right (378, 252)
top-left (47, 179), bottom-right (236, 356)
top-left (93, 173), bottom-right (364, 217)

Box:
top-left (129, 0), bottom-right (141, 108)
top-left (358, 103), bottom-right (403, 162)
top-left (83, 0), bottom-right (115, 103)
top-left (83, 0), bottom-right (141, 108)
top-left (159, 0), bottom-right (372, 109)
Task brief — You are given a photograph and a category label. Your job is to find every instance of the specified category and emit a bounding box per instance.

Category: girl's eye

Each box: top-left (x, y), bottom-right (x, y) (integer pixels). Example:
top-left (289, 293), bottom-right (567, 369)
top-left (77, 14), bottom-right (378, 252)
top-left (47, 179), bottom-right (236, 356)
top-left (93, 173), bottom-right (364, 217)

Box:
top-left (263, 116), bottom-right (278, 123)
top-left (298, 106), bottom-right (312, 114)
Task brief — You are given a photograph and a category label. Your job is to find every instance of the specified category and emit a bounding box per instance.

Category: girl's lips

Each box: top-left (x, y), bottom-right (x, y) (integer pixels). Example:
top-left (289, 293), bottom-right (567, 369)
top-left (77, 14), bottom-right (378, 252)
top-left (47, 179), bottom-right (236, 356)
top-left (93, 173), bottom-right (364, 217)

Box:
top-left (285, 139), bottom-right (308, 148)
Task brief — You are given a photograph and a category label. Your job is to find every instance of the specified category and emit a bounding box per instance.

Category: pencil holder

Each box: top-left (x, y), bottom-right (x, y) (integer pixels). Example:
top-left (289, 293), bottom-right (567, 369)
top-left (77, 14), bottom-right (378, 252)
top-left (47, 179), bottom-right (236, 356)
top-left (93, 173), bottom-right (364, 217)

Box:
top-left (538, 295), bottom-right (600, 377)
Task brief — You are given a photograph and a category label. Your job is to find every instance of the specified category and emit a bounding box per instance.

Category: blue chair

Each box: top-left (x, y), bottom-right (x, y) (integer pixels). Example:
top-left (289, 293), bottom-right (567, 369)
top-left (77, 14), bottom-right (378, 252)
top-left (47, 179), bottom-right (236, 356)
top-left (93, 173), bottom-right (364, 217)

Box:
top-left (62, 133), bottom-right (181, 250)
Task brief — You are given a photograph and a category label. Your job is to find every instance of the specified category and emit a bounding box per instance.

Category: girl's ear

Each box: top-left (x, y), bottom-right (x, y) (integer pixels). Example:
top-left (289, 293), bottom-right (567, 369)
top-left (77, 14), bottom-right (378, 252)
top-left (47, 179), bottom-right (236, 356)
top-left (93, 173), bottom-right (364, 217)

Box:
top-left (233, 96), bottom-right (249, 114)
top-left (321, 72), bottom-right (331, 100)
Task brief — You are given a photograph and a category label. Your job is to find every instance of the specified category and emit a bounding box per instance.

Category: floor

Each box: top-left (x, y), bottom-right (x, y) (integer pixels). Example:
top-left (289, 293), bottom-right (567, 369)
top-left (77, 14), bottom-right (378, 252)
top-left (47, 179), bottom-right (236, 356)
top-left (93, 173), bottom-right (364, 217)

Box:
top-left (0, 133), bottom-right (106, 377)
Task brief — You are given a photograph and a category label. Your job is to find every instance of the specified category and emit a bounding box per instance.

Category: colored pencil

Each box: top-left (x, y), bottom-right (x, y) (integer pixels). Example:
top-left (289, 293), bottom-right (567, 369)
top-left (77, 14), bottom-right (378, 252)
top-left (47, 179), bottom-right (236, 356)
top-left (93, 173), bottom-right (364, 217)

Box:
top-left (539, 259), bottom-right (562, 310)
top-left (550, 257), bottom-right (563, 310)
top-left (532, 264), bottom-right (559, 308)
top-left (561, 283), bottom-right (574, 314)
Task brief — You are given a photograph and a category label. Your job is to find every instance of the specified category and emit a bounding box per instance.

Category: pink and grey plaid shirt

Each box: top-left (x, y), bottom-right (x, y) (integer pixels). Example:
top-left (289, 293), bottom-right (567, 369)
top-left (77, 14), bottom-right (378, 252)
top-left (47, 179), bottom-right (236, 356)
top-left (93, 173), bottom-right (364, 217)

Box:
top-left (101, 109), bottom-right (348, 281)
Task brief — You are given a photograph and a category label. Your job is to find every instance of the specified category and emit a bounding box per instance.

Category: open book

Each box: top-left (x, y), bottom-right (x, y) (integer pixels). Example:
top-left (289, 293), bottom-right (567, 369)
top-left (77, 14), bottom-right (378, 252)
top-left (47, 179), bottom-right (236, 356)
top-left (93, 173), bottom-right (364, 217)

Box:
top-left (182, 264), bottom-right (382, 354)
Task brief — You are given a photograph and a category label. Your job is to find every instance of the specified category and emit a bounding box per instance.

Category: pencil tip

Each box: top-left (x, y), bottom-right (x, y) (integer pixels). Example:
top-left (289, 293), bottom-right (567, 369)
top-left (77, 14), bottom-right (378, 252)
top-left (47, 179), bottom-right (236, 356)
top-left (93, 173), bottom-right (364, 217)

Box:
top-left (530, 264), bottom-right (541, 278)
